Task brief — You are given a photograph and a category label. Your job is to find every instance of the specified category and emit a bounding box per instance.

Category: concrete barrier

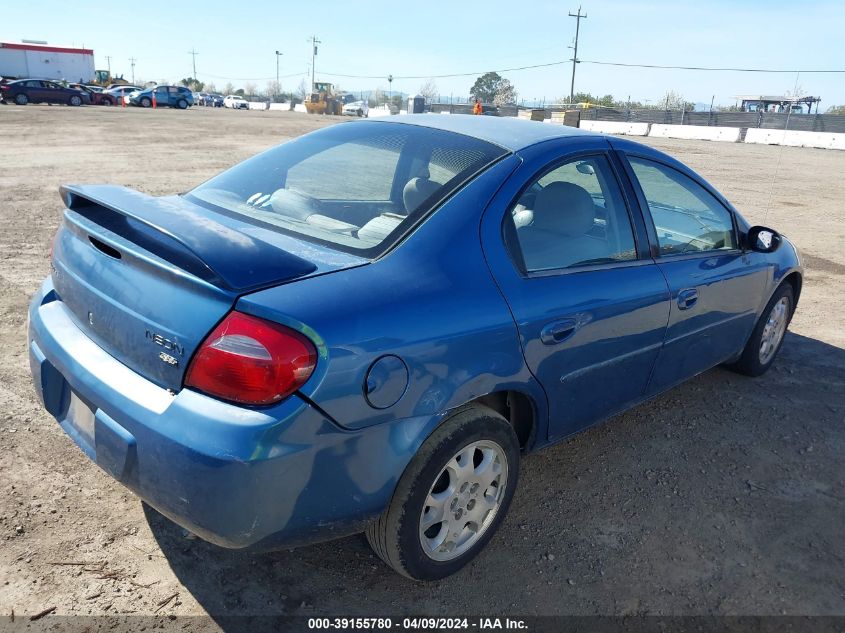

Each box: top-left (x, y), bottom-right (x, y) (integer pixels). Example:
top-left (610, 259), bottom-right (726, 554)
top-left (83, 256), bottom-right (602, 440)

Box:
top-left (268, 102), bottom-right (290, 111)
top-left (744, 128), bottom-right (845, 150)
top-left (247, 101), bottom-right (268, 111)
top-left (578, 120), bottom-right (650, 136)
top-left (293, 103), bottom-right (307, 113)
top-left (649, 124), bottom-right (741, 142)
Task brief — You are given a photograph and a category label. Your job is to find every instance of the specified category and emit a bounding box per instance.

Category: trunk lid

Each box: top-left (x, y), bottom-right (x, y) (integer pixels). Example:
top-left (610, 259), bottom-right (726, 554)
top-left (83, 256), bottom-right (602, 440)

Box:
top-left (51, 185), bottom-right (366, 391)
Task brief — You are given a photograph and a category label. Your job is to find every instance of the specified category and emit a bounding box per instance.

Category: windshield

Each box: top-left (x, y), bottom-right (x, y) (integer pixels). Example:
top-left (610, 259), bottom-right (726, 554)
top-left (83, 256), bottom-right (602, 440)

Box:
top-left (186, 121), bottom-right (508, 256)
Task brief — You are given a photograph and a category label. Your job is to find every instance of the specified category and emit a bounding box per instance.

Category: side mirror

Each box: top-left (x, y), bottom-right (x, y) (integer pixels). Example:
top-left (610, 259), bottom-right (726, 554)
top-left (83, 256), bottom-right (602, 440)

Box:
top-left (746, 225), bottom-right (782, 253)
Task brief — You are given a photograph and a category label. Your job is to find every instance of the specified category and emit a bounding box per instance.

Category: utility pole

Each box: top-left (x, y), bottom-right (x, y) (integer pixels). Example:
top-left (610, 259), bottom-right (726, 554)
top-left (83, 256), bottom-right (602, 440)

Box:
top-left (129, 57), bottom-right (136, 84)
top-left (568, 6), bottom-right (587, 105)
top-left (388, 74), bottom-right (393, 105)
top-left (188, 48), bottom-right (199, 80)
top-left (105, 55), bottom-right (112, 77)
top-left (275, 50), bottom-right (283, 98)
top-left (309, 35), bottom-right (321, 90)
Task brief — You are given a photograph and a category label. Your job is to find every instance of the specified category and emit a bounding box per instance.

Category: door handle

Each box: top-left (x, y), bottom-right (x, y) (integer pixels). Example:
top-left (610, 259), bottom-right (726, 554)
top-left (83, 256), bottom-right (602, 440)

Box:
top-left (540, 318), bottom-right (578, 345)
top-left (677, 288), bottom-right (699, 310)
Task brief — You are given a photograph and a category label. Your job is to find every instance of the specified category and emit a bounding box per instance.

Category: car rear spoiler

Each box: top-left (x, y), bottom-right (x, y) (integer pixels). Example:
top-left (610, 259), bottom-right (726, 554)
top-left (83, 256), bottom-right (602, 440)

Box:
top-left (60, 184), bottom-right (317, 293)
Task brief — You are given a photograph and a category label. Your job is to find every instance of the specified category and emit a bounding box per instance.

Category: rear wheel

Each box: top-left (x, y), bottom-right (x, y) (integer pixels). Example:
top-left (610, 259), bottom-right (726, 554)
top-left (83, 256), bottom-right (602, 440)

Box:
top-left (366, 405), bottom-right (519, 580)
top-left (15, 93), bottom-right (28, 105)
top-left (101, 97), bottom-right (113, 106)
top-left (69, 95), bottom-right (82, 106)
top-left (731, 283), bottom-right (794, 377)
top-left (140, 97), bottom-right (151, 108)
top-left (177, 99), bottom-right (188, 110)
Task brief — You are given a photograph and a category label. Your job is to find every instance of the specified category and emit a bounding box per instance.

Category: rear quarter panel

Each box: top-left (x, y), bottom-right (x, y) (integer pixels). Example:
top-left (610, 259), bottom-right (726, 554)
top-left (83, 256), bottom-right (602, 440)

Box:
top-left (238, 155), bottom-right (550, 436)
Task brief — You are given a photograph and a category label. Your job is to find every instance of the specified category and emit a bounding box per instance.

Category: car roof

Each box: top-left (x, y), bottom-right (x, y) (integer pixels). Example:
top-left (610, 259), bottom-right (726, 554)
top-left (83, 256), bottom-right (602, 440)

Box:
top-left (374, 114), bottom-right (596, 151)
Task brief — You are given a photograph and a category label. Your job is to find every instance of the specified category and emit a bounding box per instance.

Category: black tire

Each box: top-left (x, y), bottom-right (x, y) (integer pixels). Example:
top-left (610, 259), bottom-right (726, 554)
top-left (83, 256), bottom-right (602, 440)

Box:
top-left (177, 99), bottom-right (188, 110)
top-left (140, 97), bottom-right (151, 108)
top-left (69, 95), bottom-right (82, 107)
top-left (366, 405), bottom-right (520, 580)
top-left (101, 97), bottom-right (113, 106)
top-left (731, 283), bottom-right (795, 377)
top-left (15, 93), bottom-right (28, 106)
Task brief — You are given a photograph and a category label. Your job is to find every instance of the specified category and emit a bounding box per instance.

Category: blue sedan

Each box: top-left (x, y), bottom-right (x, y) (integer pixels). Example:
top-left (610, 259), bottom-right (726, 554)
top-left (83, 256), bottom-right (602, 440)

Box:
top-left (28, 116), bottom-right (801, 580)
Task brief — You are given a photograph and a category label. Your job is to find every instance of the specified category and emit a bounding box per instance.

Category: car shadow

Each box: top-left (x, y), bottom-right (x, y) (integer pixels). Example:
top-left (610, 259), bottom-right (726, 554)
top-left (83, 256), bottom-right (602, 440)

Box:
top-left (145, 331), bottom-right (845, 623)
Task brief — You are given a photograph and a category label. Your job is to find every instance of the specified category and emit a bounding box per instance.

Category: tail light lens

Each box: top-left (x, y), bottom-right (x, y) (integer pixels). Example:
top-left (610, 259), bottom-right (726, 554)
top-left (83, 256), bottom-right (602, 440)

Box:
top-left (185, 311), bottom-right (317, 406)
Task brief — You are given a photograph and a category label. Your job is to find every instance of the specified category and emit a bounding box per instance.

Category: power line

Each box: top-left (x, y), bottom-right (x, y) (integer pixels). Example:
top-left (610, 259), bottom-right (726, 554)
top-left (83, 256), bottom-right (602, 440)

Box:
top-left (579, 60), bottom-right (845, 73)
top-left (318, 59), bottom-right (845, 81)
top-left (192, 58), bottom-right (845, 87)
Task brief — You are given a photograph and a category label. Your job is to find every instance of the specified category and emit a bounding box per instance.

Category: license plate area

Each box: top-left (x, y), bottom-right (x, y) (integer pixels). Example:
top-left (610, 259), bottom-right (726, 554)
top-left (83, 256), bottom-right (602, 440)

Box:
top-left (65, 391), bottom-right (96, 454)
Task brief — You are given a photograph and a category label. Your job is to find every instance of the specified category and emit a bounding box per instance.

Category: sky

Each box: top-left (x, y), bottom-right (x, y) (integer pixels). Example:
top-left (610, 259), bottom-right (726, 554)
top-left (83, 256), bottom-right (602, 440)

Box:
top-left (3, 0), bottom-right (844, 108)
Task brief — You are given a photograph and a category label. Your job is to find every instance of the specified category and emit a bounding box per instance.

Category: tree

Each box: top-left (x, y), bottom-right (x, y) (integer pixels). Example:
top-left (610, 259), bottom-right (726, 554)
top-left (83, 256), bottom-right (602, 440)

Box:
top-left (492, 79), bottom-right (517, 106)
top-left (223, 82), bottom-right (235, 96)
top-left (827, 105), bottom-right (845, 115)
top-left (660, 90), bottom-right (695, 111)
top-left (297, 78), bottom-right (309, 101)
top-left (205, 81), bottom-right (217, 94)
top-left (265, 80), bottom-right (281, 101)
top-left (470, 72), bottom-right (507, 103)
top-left (244, 82), bottom-right (257, 97)
top-left (180, 77), bottom-right (204, 91)
top-left (419, 79), bottom-right (438, 103)
top-left (234, 88), bottom-right (245, 96)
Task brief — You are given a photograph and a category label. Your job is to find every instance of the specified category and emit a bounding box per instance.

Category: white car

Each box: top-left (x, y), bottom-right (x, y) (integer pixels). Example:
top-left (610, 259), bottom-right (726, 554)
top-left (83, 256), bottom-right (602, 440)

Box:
top-left (223, 95), bottom-right (249, 110)
top-left (342, 100), bottom-right (369, 117)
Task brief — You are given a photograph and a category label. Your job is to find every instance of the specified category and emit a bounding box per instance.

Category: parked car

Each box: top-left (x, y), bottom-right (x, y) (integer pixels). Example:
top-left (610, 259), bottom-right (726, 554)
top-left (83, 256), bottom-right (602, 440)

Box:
top-left (102, 85), bottom-right (142, 104)
top-left (29, 116), bottom-right (801, 580)
top-left (1, 79), bottom-right (90, 106)
top-left (201, 93), bottom-right (223, 107)
top-left (342, 100), bottom-right (369, 117)
top-left (69, 83), bottom-right (114, 106)
top-left (129, 85), bottom-right (194, 109)
top-left (223, 94), bottom-right (249, 109)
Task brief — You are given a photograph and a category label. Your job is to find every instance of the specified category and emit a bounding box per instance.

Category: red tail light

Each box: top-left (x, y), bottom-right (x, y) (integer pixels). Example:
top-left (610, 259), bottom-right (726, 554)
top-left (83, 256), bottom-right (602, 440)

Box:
top-left (185, 312), bottom-right (317, 406)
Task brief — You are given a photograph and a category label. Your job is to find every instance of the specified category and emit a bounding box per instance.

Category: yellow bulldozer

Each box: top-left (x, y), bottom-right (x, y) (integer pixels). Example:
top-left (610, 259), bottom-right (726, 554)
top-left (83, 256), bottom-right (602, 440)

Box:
top-left (304, 82), bottom-right (342, 115)
top-left (91, 70), bottom-right (131, 88)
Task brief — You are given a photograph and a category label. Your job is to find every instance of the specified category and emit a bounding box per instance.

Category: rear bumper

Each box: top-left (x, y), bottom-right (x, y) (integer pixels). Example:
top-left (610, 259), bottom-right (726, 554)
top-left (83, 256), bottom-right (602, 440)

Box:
top-left (28, 278), bottom-right (434, 550)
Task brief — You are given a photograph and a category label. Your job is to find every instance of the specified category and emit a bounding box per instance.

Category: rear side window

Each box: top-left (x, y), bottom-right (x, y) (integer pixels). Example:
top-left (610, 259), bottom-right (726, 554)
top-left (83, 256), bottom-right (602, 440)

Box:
top-left (187, 122), bottom-right (507, 257)
top-left (629, 157), bottom-right (736, 256)
top-left (505, 155), bottom-right (637, 272)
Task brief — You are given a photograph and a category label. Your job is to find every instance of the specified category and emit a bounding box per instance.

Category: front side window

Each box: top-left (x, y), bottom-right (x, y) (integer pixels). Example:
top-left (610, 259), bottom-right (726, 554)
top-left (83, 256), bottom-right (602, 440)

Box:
top-left (628, 157), bottom-right (736, 256)
top-left (187, 122), bottom-right (507, 256)
top-left (505, 155), bottom-right (637, 272)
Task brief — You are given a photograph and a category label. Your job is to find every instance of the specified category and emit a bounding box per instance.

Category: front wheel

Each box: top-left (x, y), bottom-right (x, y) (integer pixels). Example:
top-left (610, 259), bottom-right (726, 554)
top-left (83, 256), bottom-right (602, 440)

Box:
top-left (15, 93), bottom-right (28, 105)
top-left (731, 283), bottom-right (794, 377)
top-left (140, 97), bottom-right (151, 108)
top-left (69, 95), bottom-right (82, 106)
top-left (366, 405), bottom-right (519, 580)
top-left (177, 99), bottom-right (188, 109)
top-left (101, 97), bottom-right (113, 106)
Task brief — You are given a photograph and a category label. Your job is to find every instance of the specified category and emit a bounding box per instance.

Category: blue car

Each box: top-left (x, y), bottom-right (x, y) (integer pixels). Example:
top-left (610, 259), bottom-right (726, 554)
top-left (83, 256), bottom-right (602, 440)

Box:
top-left (129, 84), bottom-right (193, 109)
top-left (28, 116), bottom-right (801, 580)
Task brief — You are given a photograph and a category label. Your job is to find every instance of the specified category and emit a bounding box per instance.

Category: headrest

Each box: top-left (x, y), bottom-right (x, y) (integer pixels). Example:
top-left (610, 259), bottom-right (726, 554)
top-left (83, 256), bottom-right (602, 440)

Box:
top-left (531, 182), bottom-right (595, 236)
top-left (403, 177), bottom-right (440, 213)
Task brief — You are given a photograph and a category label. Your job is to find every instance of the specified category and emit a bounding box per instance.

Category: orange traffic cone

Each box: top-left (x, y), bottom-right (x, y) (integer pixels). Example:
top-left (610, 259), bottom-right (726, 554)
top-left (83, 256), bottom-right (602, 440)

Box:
top-left (152, 91), bottom-right (157, 109)
top-left (122, 94), bottom-right (126, 107)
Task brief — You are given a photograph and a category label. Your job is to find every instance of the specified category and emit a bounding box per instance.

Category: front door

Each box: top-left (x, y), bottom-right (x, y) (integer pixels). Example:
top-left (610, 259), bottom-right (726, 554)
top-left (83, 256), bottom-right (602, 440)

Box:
top-left (481, 140), bottom-right (670, 440)
top-left (621, 154), bottom-right (768, 394)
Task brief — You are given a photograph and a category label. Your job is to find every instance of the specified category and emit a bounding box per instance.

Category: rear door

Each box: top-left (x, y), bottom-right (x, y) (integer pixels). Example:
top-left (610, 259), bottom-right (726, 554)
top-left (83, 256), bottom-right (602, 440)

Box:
top-left (619, 152), bottom-right (768, 393)
top-left (481, 137), bottom-right (670, 440)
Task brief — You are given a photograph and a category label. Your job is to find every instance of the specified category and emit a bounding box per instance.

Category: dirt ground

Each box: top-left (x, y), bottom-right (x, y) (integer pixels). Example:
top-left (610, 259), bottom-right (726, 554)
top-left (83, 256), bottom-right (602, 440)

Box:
top-left (0, 106), bottom-right (843, 624)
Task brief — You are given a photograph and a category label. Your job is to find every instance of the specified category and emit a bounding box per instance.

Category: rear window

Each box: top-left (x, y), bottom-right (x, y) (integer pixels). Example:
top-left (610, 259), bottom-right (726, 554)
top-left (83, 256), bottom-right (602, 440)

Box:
top-left (186, 121), bottom-right (507, 256)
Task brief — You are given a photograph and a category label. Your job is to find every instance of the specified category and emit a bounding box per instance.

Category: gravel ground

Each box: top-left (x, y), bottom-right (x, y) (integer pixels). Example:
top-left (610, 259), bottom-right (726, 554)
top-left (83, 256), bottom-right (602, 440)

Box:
top-left (0, 106), bottom-right (843, 624)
